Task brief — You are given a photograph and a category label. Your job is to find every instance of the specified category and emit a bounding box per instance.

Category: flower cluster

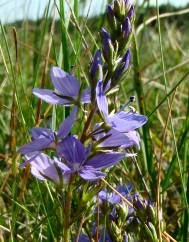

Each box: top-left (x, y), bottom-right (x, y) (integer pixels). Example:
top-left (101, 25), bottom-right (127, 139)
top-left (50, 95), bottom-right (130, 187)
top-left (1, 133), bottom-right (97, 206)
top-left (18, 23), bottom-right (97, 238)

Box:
top-left (98, 0), bottom-right (135, 89)
top-left (18, 63), bottom-right (147, 182)
top-left (17, 0), bottom-right (151, 241)
top-left (18, 0), bottom-right (147, 183)
top-left (77, 186), bottom-right (158, 242)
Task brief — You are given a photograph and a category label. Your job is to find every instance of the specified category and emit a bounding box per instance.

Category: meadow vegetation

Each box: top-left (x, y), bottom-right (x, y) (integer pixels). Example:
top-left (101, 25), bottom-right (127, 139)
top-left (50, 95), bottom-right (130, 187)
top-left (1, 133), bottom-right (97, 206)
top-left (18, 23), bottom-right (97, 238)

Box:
top-left (0, 1), bottom-right (189, 241)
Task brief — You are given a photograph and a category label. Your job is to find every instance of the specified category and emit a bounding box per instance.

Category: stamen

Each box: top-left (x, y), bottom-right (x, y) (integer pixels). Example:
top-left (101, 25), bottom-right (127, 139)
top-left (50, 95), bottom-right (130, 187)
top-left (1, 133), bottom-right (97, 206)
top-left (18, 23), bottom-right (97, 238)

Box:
top-left (120, 95), bottom-right (135, 111)
top-left (128, 106), bottom-right (136, 113)
top-left (129, 96), bottom-right (135, 102)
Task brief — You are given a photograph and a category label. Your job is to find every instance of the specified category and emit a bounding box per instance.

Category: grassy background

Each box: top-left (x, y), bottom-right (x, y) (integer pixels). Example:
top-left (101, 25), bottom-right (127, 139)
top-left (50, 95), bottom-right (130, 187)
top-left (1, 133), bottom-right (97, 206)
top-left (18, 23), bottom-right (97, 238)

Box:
top-left (0, 0), bottom-right (189, 241)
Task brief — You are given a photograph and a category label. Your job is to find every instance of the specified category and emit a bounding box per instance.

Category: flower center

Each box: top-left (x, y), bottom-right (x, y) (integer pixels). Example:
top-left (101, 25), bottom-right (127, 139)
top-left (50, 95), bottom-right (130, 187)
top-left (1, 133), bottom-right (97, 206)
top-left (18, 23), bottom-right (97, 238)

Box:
top-left (73, 163), bottom-right (81, 171)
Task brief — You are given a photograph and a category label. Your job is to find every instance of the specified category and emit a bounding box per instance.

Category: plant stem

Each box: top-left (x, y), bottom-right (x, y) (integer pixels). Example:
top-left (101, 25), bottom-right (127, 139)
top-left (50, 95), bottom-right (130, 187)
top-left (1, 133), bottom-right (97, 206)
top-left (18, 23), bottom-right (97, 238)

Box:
top-left (80, 106), bottom-right (96, 142)
top-left (75, 216), bottom-right (85, 242)
top-left (63, 175), bottom-right (74, 242)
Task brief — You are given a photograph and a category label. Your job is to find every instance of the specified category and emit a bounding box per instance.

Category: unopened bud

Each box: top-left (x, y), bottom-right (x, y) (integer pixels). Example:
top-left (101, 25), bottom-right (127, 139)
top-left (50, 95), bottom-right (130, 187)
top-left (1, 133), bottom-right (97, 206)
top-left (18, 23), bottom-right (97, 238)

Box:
top-left (100, 28), bottom-right (115, 66)
top-left (90, 50), bottom-right (102, 101)
top-left (114, 0), bottom-right (122, 18)
top-left (147, 203), bottom-right (156, 224)
top-left (145, 222), bottom-right (158, 242)
top-left (112, 49), bottom-right (130, 85)
top-left (90, 50), bottom-right (102, 82)
top-left (109, 221), bottom-right (122, 241)
top-left (107, 5), bottom-right (114, 26)
top-left (133, 196), bottom-right (148, 221)
top-left (116, 203), bottom-right (128, 226)
top-left (128, 5), bottom-right (135, 20)
top-left (125, 0), bottom-right (132, 11)
top-left (122, 17), bottom-right (132, 40)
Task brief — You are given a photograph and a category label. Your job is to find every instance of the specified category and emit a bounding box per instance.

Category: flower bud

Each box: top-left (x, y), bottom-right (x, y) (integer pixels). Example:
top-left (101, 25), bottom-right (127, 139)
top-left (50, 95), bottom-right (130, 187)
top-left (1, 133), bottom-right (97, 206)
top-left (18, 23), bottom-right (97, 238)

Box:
top-left (112, 49), bottom-right (130, 85)
top-left (126, 216), bottom-right (140, 233)
top-left (124, 234), bottom-right (129, 242)
top-left (114, 0), bottom-right (122, 18)
top-left (146, 203), bottom-right (156, 224)
top-left (116, 203), bottom-right (128, 226)
top-left (122, 17), bottom-right (132, 40)
top-left (109, 221), bottom-right (122, 241)
top-left (128, 5), bottom-right (135, 20)
top-left (100, 28), bottom-right (115, 66)
top-left (113, 0), bottom-right (132, 20)
top-left (124, 233), bottom-right (132, 242)
top-left (134, 196), bottom-right (146, 210)
top-left (125, 0), bottom-right (132, 11)
top-left (145, 222), bottom-right (158, 242)
top-left (133, 195), bottom-right (148, 222)
top-left (107, 5), bottom-right (114, 25)
top-left (90, 50), bottom-right (103, 101)
top-left (90, 50), bottom-right (102, 81)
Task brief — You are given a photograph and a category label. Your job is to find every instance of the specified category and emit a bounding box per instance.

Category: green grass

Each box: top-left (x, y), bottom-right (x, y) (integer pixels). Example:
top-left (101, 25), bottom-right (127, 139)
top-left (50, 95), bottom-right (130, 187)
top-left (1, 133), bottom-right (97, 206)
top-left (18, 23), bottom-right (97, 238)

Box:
top-left (0, 0), bottom-right (189, 241)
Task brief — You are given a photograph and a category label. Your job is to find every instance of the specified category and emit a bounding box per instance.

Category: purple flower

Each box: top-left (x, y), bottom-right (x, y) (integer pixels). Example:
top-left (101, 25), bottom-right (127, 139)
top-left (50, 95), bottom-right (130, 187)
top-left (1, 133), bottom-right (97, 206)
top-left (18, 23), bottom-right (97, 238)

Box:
top-left (33, 66), bottom-right (90, 105)
top-left (90, 50), bottom-right (102, 83)
top-left (77, 234), bottom-right (90, 242)
top-left (21, 153), bottom-right (60, 183)
top-left (93, 125), bottom-right (140, 149)
top-left (99, 184), bottom-right (132, 205)
top-left (133, 195), bottom-right (148, 211)
top-left (55, 136), bottom-right (125, 181)
top-left (96, 79), bottom-right (148, 133)
top-left (107, 4), bottom-right (114, 24)
top-left (128, 5), bottom-right (134, 20)
top-left (107, 4), bottom-right (114, 16)
top-left (120, 131), bottom-right (140, 149)
top-left (122, 17), bottom-right (132, 39)
top-left (18, 106), bottom-right (77, 155)
top-left (18, 128), bottom-right (55, 155)
top-left (90, 50), bottom-right (103, 101)
top-left (77, 228), bottom-right (112, 242)
top-left (113, 49), bottom-right (131, 81)
top-left (100, 28), bottom-right (114, 63)
top-left (95, 78), bottom-right (147, 149)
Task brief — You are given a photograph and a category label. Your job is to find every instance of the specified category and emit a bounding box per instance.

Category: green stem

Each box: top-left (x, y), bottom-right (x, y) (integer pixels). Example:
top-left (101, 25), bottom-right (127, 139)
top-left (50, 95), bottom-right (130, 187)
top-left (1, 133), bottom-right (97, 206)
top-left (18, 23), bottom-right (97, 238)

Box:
top-left (80, 106), bottom-right (97, 142)
top-left (63, 175), bottom-right (74, 242)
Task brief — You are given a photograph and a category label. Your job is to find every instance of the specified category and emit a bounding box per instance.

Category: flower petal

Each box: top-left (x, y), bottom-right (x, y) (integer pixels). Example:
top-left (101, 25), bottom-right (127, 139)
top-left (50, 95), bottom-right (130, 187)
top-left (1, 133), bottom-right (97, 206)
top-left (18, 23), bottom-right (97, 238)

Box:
top-left (104, 80), bottom-right (111, 93)
top-left (96, 80), bottom-right (108, 118)
top-left (113, 49), bottom-right (130, 80)
top-left (18, 138), bottom-right (53, 155)
top-left (98, 189), bottom-right (108, 201)
top-left (121, 131), bottom-right (141, 149)
top-left (81, 87), bottom-right (91, 103)
top-left (79, 166), bottom-right (106, 180)
top-left (108, 194), bottom-right (121, 204)
top-left (26, 153), bottom-right (59, 183)
top-left (33, 88), bottom-right (69, 105)
top-left (50, 66), bottom-right (80, 97)
top-left (95, 128), bottom-right (136, 148)
top-left (100, 28), bottom-right (112, 61)
top-left (19, 152), bottom-right (39, 169)
top-left (57, 106), bottom-right (78, 138)
top-left (57, 136), bottom-right (86, 164)
top-left (30, 127), bottom-right (54, 140)
top-left (54, 157), bottom-right (71, 172)
top-left (86, 152), bottom-right (125, 169)
top-left (108, 111), bottom-right (147, 132)
top-left (117, 184), bottom-right (133, 195)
